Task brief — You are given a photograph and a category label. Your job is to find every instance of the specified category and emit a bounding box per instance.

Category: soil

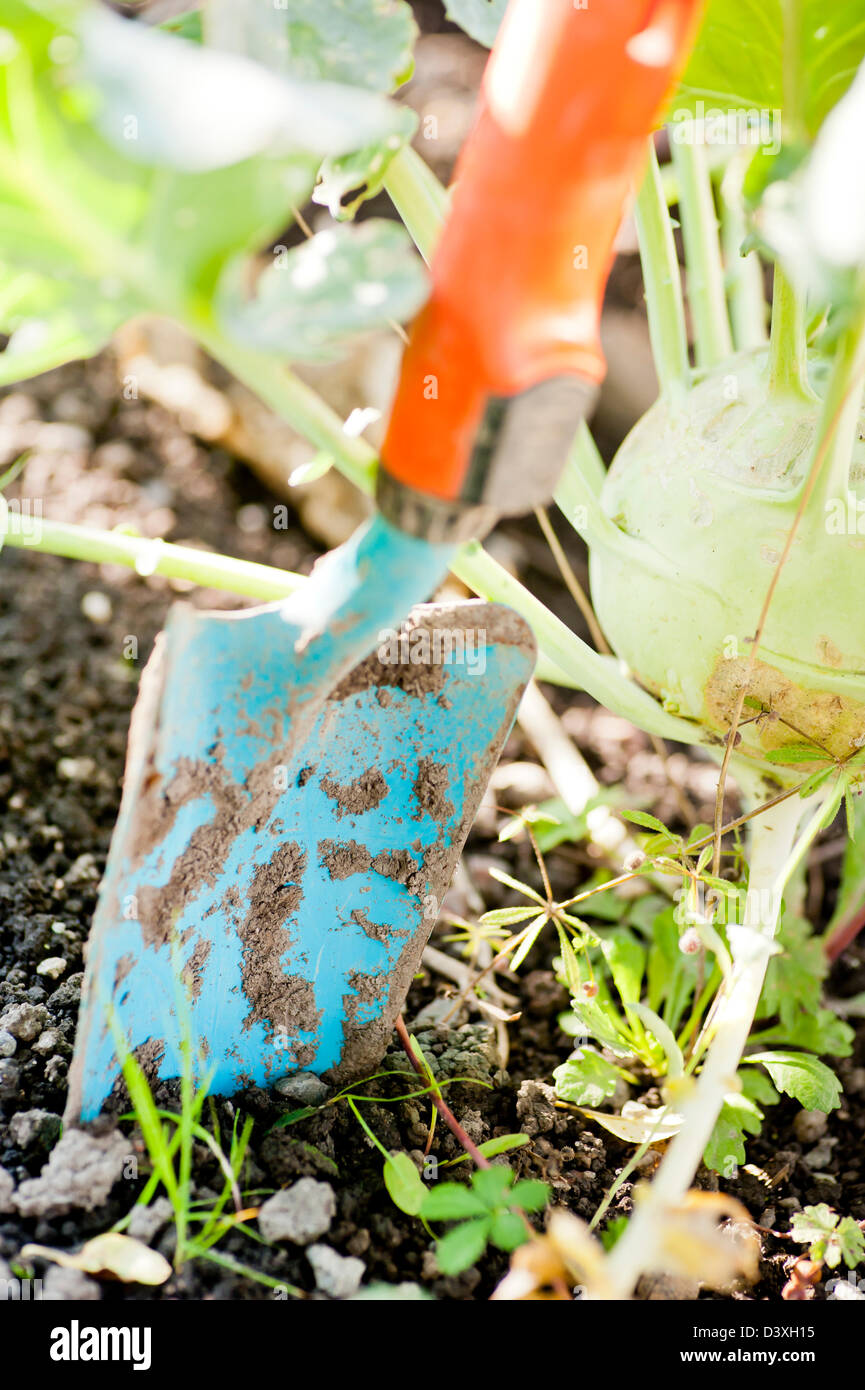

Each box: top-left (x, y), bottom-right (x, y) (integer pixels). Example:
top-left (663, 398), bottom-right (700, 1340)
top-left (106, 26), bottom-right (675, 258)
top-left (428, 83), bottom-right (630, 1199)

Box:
top-left (1, 4), bottom-right (865, 1307)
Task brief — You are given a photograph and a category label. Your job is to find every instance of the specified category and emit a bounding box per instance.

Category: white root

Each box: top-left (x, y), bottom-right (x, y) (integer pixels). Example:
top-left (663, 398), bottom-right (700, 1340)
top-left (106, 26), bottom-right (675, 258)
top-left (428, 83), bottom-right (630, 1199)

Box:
top-left (603, 791), bottom-right (816, 1298)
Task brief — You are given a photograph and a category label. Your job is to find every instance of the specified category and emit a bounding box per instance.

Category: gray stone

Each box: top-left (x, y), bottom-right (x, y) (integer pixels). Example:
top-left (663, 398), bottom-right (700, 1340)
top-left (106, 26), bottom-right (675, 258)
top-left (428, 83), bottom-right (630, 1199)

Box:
top-left (0, 1031), bottom-right (15, 1058)
top-left (8, 1109), bottom-right (61, 1151)
top-left (793, 1110), bottom-right (828, 1144)
top-left (126, 1197), bottom-right (174, 1245)
top-left (43, 1267), bottom-right (102, 1301)
top-left (258, 1179), bottom-right (336, 1245)
top-left (307, 1244), bottom-right (365, 1299)
top-left (14, 1128), bottom-right (129, 1218)
top-left (274, 1072), bottom-right (330, 1106)
top-left (0, 1002), bottom-right (47, 1042)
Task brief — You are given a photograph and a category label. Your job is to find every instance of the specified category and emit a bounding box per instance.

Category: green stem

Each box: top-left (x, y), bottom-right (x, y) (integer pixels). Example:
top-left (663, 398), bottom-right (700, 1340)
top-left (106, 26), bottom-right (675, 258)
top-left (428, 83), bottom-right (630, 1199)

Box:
top-left (768, 263), bottom-right (810, 399)
top-left (811, 281), bottom-right (865, 515)
top-left (197, 326), bottom-right (377, 495)
top-left (2, 517), bottom-right (305, 600)
top-left (634, 140), bottom-right (690, 394)
top-left (383, 144), bottom-right (448, 265)
top-left (720, 156), bottom-right (767, 352)
top-left (452, 540), bottom-right (705, 745)
top-left (670, 125), bottom-right (733, 370)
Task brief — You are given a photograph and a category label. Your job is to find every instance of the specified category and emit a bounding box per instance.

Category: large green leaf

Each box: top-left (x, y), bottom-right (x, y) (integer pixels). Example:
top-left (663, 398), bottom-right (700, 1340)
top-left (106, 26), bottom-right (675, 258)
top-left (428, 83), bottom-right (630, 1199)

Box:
top-left (218, 220), bottom-right (427, 361)
top-left (165, 1), bottom-right (418, 92)
top-left (673, 1), bottom-right (865, 137)
top-left (80, 4), bottom-right (404, 170)
top-left (0, 0), bottom-right (415, 382)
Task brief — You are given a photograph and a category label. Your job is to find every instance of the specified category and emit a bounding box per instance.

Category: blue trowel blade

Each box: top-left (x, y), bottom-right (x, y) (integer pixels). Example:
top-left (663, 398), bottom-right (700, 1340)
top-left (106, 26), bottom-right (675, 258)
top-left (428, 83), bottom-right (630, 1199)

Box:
top-left (66, 599), bottom-right (535, 1121)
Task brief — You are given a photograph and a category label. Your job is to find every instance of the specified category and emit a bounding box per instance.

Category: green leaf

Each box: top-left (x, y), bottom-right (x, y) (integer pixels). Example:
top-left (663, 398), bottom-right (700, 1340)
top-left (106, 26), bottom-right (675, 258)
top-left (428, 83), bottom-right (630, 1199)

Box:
top-left (567, 996), bottom-right (635, 1059)
top-left (757, 911), bottom-right (825, 1030)
top-left (420, 1182), bottom-right (488, 1221)
top-left (703, 1094), bottom-right (764, 1176)
top-left (434, 1217), bottom-right (491, 1275)
top-left (445, 1133), bottom-right (530, 1166)
top-left (383, 1151), bottom-right (426, 1215)
top-left (672, 1), bottom-right (865, 139)
top-left (751, 1007), bottom-right (854, 1058)
top-left (553, 1048), bottom-right (623, 1108)
top-left (765, 743), bottom-right (835, 764)
top-left (601, 927), bottom-right (647, 1008)
top-left (508, 1180), bottom-right (550, 1215)
top-left (600, 1216), bottom-right (628, 1252)
top-left (739, 1067), bottom-right (779, 1108)
top-left (621, 809), bottom-right (677, 837)
top-left (217, 221), bottom-right (427, 362)
top-left (443, 0), bottom-right (506, 48)
top-left (791, 1204), bottom-right (864, 1269)
top-left (266, 0), bottom-right (417, 92)
top-left (747, 1051), bottom-right (843, 1112)
top-left (471, 1167), bottom-right (513, 1208)
top-left (475, 1134), bottom-right (529, 1161)
top-left (81, 5), bottom-right (405, 171)
top-left (488, 1211), bottom-right (529, 1253)
top-left (479, 906), bottom-right (541, 927)
top-left (313, 108), bottom-right (417, 219)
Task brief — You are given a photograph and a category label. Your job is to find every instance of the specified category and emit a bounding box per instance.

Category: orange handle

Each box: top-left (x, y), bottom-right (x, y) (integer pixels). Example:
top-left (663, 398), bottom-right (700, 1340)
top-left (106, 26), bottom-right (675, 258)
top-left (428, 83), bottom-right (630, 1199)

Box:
top-left (382, 0), bottom-right (702, 506)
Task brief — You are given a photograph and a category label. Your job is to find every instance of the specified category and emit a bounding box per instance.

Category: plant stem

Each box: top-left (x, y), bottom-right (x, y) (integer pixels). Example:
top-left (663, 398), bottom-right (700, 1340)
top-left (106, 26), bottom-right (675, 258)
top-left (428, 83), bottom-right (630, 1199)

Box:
top-left (768, 263), bottom-right (810, 399)
top-left (670, 125), bottom-right (733, 370)
top-left (2, 518), bottom-right (305, 599)
top-left (603, 792), bottom-right (812, 1299)
top-left (383, 144), bottom-right (448, 264)
top-left (634, 140), bottom-right (690, 394)
top-left (197, 326), bottom-right (378, 495)
top-left (720, 156), bottom-right (767, 352)
top-left (452, 540), bottom-right (703, 744)
top-left (812, 284), bottom-right (865, 514)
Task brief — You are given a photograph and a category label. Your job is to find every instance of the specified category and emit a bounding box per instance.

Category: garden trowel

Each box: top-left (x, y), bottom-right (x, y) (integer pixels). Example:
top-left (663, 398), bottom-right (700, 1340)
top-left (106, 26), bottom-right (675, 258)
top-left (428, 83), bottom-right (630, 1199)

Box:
top-left (67, 0), bottom-right (701, 1120)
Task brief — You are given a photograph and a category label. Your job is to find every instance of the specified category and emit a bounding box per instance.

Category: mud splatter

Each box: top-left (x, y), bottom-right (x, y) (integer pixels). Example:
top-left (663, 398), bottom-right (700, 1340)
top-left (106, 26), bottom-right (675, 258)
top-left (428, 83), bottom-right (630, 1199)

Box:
top-left (238, 842), bottom-right (322, 1044)
top-left (413, 759), bottom-right (453, 824)
top-left (182, 937), bottom-right (212, 1001)
top-left (351, 908), bottom-right (406, 944)
top-left (320, 767), bottom-right (388, 818)
top-left (319, 839), bottom-right (426, 895)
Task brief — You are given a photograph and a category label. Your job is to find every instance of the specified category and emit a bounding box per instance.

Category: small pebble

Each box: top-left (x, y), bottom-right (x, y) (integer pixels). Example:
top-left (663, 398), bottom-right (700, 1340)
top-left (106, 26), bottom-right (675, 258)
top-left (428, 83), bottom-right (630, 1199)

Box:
top-left (80, 591), bottom-right (112, 624)
top-left (33, 1029), bottom-right (63, 1056)
top-left (257, 1179), bottom-right (336, 1245)
top-left (274, 1072), bottom-right (330, 1107)
top-left (793, 1110), bottom-right (828, 1144)
top-left (36, 957), bottom-right (67, 980)
top-left (0, 1002), bottom-right (45, 1041)
top-left (307, 1244), bottom-right (365, 1299)
top-left (43, 1267), bottom-right (102, 1301)
top-left (57, 757), bottom-right (96, 782)
top-left (8, 1108), bottom-right (62, 1150)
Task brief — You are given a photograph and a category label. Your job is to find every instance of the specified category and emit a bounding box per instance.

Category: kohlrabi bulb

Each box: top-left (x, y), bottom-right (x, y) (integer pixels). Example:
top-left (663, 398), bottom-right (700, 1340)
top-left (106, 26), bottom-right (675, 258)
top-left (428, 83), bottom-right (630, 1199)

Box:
top-left (589, 348), bottom-right (865, 770)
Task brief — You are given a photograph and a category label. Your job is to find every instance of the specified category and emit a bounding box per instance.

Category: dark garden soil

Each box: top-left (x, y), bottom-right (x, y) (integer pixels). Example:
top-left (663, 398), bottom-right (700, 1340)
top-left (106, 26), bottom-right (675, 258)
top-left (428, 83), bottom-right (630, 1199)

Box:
top-left (1, 351), bottom-right (864, 1304)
